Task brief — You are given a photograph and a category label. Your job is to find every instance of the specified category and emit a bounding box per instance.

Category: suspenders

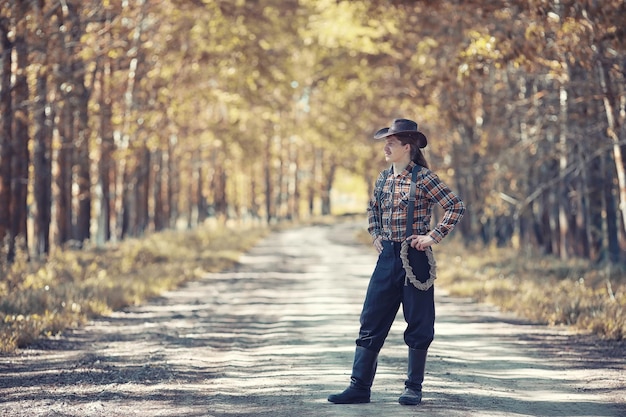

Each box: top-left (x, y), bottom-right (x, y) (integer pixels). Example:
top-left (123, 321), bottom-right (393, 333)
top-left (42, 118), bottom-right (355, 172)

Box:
top-left (405, 165), bottom-right (421, 239)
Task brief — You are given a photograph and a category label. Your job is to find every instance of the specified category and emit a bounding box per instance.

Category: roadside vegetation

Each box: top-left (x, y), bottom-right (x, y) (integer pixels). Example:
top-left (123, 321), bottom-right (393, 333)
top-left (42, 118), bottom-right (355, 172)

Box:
top-left (0, 222), bottom-right (270, 354)
top-left (438, 241), bottom-right (625, 341)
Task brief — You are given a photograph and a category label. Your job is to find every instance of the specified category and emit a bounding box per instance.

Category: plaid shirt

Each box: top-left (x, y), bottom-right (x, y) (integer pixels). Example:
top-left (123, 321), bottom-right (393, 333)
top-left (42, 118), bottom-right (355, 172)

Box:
top-left (367, 162), bottom-right (465, 243)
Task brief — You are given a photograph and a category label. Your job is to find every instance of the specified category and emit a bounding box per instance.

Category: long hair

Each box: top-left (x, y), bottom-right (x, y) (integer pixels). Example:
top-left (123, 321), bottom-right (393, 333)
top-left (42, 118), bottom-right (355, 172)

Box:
top-left (399, 136), bottom-right (429, 169)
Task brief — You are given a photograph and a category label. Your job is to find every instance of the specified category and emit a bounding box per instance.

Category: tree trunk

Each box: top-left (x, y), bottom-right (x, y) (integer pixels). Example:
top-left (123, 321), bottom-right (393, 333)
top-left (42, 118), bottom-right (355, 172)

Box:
top-left (56, 100), bottom-right (74, 246)
top-left (321, 157), bottom-right (336, 216)
top-left (276, 135), bottom-right (287, 219)
top-left (264, 136), bottom-right (273, 223)
top-left (557, 83), bottom-right (569, 260)
top-left (289, 145), bottom-right (300, 221)
top-left (589, 152), bottom-right (605, 261)
top-left (0, 18), bottom-right (13, 254)
top-left (33, 67), bottom-right (52, 256)
top-left (75, 80), bottom-right (91, 243)
top-left (215, 166), bottom-right (227, 222)
top-left (97, 62), bottom-right (114, 244)
top-left (603, 150), bottom-right (620, 263)
top-left (116, 0), bottom-right (147, 239)
top-left (75, 100), bottom-right (91, 243)
top-left (308, 147), bottom-right (318, 217)
top-left (120, 164), bottom-right (133, 238)
top-left (65, 2), bottom-right (91, 244)
top-left (597, 57), bottom-right (626, 260)
top-left (249, 164), bottom-right (259, 219)
top-left (196, 151), bottom-right (206, 224)
top-left (574, 143), bottom-right (591, 258)
top-left (167, 136), bottom-right (177, 228)
top-left (153, 149), bottom-right (165, 231)
top-left (11, 0), bottom-right (30, 257)
top-left (186, 159), bottom-right (195, 229)
top-left (136, 144), bottom-right (150, 235)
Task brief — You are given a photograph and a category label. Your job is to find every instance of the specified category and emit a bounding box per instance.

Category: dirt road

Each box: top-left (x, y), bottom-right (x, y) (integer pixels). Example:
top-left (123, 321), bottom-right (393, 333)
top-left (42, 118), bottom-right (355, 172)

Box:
top-left (1, 221), bottom-right (625, 416)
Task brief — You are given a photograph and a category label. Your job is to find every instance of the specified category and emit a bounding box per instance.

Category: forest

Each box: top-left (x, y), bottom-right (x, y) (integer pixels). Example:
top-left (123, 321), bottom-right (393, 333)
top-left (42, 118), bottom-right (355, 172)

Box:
top-left (0, 0), bottom-right (625, 264)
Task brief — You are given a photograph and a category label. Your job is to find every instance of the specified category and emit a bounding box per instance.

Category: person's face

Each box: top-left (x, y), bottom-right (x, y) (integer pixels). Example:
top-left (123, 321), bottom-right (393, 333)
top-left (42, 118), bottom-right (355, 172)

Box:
top-left (384, 136), bottom-right (410, 163)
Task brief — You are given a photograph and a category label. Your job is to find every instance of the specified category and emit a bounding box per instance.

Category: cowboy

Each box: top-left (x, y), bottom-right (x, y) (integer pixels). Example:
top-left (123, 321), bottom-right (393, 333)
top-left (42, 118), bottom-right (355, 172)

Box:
top-left (328, 118), bottom-right (465, 405)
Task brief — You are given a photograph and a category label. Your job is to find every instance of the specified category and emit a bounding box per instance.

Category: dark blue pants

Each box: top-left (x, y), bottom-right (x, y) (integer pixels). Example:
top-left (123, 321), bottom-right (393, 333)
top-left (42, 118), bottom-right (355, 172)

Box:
top-left (356, 240), bottom-right (435, 352)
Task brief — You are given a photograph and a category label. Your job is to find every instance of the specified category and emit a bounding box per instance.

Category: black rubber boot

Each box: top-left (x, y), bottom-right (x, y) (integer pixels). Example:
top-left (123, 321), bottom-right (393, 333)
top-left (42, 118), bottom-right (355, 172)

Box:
top-left (398, 348), bottom-right (427, 405)
top-left (328, 346), bottom-right (378, 404)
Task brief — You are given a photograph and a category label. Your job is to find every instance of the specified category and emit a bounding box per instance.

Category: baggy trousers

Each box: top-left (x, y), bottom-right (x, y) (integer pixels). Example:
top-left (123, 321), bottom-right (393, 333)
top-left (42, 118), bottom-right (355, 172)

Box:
top-left (356, 240), bottom-right (435, 353)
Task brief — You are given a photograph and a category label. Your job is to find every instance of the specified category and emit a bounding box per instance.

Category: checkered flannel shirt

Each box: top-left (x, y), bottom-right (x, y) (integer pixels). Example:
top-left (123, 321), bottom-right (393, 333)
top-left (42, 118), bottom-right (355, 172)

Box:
top-left (367, 162), bottom-right (465, 243)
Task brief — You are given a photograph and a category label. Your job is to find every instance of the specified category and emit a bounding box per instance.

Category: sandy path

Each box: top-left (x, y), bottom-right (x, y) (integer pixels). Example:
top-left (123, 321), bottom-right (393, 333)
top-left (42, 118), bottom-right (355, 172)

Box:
top-left (1, 221), bottom-right (625, 416)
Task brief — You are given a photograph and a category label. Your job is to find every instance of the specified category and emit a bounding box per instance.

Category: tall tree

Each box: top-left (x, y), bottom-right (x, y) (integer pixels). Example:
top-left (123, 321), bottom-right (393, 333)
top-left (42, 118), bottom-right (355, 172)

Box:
top-left (32, 1), bottom-right (53, 256)
top-left (0, 12), bottom-right (12, 253)
top-left (11, 0), bottom-right (30, 258)
top-left (66, 1), bottom-right (92, 244)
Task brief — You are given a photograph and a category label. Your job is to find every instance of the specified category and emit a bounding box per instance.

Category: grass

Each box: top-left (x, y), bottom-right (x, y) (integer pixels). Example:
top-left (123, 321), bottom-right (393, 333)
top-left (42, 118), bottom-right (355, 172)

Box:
top-left (0, 221), bottom-right (270, 353)
top-left (436, 240), bottom-right (626, 340)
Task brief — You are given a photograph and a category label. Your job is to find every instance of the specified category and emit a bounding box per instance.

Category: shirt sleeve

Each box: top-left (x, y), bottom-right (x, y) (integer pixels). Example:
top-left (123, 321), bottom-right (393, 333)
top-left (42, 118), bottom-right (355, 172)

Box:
top-left (367, 170), bottom-right (388, 240)
top-left (422, 171), bottom-right (465, 243)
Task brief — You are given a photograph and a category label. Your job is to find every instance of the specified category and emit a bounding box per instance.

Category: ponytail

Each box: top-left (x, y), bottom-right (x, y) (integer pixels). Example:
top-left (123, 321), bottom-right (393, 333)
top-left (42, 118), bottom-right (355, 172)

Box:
top-left (412, 146), bottom-right (429, 169)
top-left (398, 136), bottom-right (429, 169)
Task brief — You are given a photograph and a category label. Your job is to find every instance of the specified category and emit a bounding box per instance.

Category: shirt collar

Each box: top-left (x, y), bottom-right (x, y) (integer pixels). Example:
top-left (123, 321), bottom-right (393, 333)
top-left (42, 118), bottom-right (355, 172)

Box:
top-left (390, 161), bottom-right (416, 178)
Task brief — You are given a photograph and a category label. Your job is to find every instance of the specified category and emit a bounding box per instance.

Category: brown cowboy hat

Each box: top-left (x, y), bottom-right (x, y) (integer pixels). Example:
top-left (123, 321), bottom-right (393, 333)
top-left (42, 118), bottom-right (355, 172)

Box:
top-left (373, 118), bottom-right (427, 148)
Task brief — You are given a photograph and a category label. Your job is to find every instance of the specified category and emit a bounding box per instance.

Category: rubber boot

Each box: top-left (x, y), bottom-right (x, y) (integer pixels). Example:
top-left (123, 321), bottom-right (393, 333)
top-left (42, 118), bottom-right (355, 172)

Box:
top-left (328, 346), bottom-right (378, 404)
top-left (398, 348), bottom-right (427, 405)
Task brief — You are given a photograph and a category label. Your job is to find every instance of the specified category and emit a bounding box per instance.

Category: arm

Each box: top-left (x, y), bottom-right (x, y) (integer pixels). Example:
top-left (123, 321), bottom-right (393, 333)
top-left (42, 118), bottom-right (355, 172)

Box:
top-left (409, 171), bottom-right (465, 250)
top-left (367, 170), bottom-right (388, 250)
top-left (425, 171), bottom-right (465, 243)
